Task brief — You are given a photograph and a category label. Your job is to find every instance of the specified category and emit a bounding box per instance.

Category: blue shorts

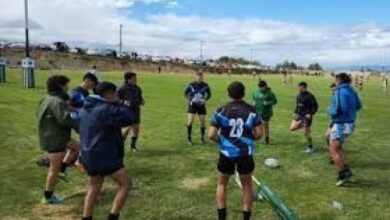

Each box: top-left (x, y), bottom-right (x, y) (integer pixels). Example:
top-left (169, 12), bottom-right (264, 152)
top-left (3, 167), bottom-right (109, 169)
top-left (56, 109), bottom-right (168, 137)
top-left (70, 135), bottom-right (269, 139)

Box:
top-left (330, 123), bottom-right (355, 142)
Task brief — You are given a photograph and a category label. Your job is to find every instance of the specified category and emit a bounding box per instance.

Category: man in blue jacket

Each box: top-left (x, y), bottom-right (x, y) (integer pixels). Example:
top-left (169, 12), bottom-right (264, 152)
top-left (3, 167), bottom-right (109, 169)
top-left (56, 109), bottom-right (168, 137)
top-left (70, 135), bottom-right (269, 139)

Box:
top-left (80, 82), bottom-right (133, 220)
top-left (328, 73), bottom-right (362, 186)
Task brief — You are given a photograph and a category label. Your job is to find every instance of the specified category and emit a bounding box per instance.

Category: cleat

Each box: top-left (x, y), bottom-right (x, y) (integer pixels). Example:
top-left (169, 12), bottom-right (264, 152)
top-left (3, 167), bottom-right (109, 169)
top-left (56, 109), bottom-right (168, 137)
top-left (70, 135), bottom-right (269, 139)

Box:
top-left (41, 195), bottom-right (64, 205)
top-left (131, 147), bottom-right (139, 153)
top-left (304, 146), bottom-right (315, 153)
top-left (187, 140), bottom-right (193, 146)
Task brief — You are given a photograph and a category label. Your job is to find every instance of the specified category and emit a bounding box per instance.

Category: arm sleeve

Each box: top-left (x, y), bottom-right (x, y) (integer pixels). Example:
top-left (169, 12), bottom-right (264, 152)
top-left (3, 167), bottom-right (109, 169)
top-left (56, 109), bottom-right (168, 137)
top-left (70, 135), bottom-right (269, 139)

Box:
top-left (184, 85), bottom-right (191, 98)
top-left (270, 92), bottom-right (278, 105)
top-left (116, 87), bottom-right (124, 99)
top-left (139, 87), bottom-right (145, 103)
top-left (51, 100), bottom-right (79, 131)
top-left (311, 95), bottom-right (319, 114)
top-left (106, 105), bottom-right (133, 127)
top-left (205, 85), bottom-right (211, 100)
top-left (294, 97), bottom-right (299, 114)
top-left (210, 112), bottom-right (221, 128)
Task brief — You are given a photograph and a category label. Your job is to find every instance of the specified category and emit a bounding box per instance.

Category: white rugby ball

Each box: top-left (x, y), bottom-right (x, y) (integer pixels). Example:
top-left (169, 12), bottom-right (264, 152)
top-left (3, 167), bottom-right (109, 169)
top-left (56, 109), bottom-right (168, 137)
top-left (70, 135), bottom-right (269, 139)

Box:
top-left (264, 158), bottom-right (280, 168)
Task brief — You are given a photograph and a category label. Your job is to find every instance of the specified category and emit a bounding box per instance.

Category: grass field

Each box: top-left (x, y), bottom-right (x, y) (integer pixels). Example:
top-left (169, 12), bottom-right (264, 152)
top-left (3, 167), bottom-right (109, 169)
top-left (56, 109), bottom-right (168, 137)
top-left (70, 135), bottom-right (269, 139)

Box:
top-left (0, 69), bottom-right (389, 220)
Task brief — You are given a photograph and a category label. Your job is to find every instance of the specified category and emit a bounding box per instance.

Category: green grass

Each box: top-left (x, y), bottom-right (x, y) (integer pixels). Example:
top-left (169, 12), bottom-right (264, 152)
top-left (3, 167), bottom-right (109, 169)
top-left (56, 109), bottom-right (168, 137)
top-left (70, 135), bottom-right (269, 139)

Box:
top-left (0, 69), bottom-right (389, 220)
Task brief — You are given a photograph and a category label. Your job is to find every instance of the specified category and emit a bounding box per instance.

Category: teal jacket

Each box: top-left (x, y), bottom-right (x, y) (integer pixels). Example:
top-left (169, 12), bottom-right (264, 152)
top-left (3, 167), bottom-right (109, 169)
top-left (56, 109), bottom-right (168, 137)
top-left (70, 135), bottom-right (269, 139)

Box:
top-left (252, 88), bottom-right (278, 119)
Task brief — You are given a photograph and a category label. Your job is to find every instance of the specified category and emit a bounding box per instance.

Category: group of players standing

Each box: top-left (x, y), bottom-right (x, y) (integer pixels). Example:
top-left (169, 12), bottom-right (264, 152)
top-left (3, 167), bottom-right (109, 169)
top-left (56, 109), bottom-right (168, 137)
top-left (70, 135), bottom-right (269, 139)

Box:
top-left (36, 69), bottom-right (362, 220)
top-left (184, 71), bottom-right (361, 220)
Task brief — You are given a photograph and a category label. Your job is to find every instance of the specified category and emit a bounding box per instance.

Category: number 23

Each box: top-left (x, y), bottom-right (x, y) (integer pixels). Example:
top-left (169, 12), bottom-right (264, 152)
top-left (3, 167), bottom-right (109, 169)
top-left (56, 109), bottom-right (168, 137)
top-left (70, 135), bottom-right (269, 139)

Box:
top-left (229, 118), bottom-right (244, 138)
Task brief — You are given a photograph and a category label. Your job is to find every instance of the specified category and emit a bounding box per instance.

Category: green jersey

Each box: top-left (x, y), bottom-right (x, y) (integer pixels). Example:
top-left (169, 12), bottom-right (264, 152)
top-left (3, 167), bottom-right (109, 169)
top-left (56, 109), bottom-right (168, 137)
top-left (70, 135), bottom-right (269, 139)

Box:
top-left (252, 88), bottom-right (278, 120)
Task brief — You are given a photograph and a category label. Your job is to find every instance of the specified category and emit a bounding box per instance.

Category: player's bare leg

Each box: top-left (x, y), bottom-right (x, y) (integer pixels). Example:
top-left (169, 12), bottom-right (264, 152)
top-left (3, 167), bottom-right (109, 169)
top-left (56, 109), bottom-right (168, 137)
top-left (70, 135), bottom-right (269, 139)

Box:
top-left (83, 176), bottom-right (104, 219)
top-left (240, 173), bottom-right (253, 220)
top-left (325, 128), bottom-right (333, 163)
top-left (130, 124), bottom-right (140, 152)
top-left (42, 151), bottom-right (66, 204)
top-left (109, 168), bottom-right (132, 219)
top-left (263, 121), bottom-right (270, 145)
top-left (60, 139), bottom-right (80, 179)
top-left (216, 172), bottom-right (230, 220)
top-left (187, 113), bottom-right (195, 145)
top-left (304, 127), bottom-right (314, 153)
top-left (199, 114), bottom-right (207, 144)
top-left (290, 119), bottom-right (302, 131)
top-left (121, 126), bottom-right (131, 140)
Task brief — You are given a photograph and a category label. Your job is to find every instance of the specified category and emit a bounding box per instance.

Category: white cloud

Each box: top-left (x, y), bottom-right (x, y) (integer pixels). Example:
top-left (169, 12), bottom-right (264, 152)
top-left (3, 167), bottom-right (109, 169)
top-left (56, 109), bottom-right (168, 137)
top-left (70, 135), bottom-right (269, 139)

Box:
top-left (0, 0), bottom-right (389, 66)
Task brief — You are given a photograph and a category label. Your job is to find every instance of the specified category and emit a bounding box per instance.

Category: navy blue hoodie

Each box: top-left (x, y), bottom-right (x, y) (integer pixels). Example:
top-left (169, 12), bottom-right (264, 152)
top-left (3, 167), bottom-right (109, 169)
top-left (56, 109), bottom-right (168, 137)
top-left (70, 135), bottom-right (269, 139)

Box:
top-left (79, 95), bottom-right (133, 174)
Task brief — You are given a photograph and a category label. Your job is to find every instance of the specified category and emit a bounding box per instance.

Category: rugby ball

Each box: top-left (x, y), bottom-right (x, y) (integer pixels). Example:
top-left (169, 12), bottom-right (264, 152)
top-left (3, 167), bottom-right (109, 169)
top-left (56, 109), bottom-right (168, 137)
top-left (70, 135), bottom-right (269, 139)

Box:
top-left (264, 158), bottom-right (280, 168)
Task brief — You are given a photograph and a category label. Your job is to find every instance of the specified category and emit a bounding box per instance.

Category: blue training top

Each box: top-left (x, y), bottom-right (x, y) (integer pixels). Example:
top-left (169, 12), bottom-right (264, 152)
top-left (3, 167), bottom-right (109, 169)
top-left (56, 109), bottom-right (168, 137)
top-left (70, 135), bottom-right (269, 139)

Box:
top-left (328, 83), bottom-right (362, 123)
top-left (211, 100), bottom-right (262, 158)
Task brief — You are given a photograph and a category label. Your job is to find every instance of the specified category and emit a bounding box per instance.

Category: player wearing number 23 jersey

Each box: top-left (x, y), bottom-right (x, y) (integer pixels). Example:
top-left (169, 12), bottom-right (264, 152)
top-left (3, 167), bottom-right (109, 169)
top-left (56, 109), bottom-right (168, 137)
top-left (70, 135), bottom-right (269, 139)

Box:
top-left (211, 99), bottom-right (262, 174)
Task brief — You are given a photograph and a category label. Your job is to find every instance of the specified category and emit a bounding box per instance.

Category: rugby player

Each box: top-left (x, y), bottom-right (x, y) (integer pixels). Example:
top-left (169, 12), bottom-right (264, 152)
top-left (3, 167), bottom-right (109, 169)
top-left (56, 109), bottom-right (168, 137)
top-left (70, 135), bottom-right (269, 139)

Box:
top-left (252, 80), bottom-right (278, 145)
top-left (80, 82), bottom-right (133, 220)
top-left (209, 81), bottom-right (262, 220)
top-left (290, 82), bottom-right (318, 153)
top-left (328, 73), bottom-right (362, 186)
top-left (69, 72), bottom-right (98, 117)
top-left (117, 72), bottom-right (145, 152)
top-left (37, 75), bottom-right (79, 204)
top-left (184, 71), bottom-right (212, 145)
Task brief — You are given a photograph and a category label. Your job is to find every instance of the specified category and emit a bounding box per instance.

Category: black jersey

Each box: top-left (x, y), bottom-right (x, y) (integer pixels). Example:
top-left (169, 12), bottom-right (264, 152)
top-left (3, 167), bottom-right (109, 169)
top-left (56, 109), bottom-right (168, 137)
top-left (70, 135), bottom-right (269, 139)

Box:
top-left (294, 91), bottom-right (318, 115)
top-left (117, 84), bottom-right (144, 109)
top-left (184, 81), bottom-right (211, 106)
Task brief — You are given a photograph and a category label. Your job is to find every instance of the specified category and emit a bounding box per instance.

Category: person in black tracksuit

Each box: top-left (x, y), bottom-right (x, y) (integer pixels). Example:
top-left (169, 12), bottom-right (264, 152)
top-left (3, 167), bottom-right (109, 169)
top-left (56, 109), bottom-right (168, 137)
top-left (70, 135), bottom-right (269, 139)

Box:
top-left (117, 72), bottom-right (145, 152)
top-left (184, 71), bottom-right (211, 145)
top-left (290, 81), bottom-right (318, 153)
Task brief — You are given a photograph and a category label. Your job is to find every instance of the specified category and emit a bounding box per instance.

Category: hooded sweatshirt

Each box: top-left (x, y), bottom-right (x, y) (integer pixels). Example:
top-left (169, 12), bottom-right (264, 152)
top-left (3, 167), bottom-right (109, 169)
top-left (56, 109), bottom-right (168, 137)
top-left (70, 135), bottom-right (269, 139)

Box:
top-left (79, 95), bottom-right (133, 173)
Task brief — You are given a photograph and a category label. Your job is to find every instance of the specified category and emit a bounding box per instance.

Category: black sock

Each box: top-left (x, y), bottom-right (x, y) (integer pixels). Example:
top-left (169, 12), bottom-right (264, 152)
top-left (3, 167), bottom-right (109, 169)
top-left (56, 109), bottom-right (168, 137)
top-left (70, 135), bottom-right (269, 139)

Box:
top-left (243, 211), bottom-right (251, 220)
top-left (82, 217), bottom-right (92, 220)
top-left (218, 208), bottom-right (227, 220)
top-left (60, 162), bottom-right (68, 173)
top-left (201, 127), bottom-right (206, 140)
top-left (44, 190), bottom-right (53, 199)
top-left (131, 136), bottom-right (138, 149)
top-left (326, 137), bottom-right (330, 147)
top-left (308, 137), bottom-right (313, 147)
top-left (107, 213), bottom-right (119, 220)
top-left (187, 125), bottom-right (192, 141)
top-left (265, 136), bottom-right (270, 144)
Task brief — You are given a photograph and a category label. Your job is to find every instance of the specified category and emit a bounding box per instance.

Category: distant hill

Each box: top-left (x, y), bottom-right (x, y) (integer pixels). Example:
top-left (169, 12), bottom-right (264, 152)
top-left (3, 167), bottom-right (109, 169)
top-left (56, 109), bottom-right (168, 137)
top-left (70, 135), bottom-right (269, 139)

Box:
top-left (0, 47), bottom-right (193, 73)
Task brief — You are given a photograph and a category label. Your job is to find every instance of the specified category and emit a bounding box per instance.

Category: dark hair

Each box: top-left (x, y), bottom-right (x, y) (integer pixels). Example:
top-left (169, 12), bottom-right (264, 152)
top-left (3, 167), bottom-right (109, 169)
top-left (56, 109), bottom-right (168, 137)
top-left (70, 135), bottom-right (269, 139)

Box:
top-left (83, 72), bottom-right (98, 85)
top-left (258, 80), bottom-right (267, 88)
top-left (330, 83), bottom-right (337, 88)
top-left (298, 81), bottom-right (307, 88)
top-left (95, 82), bottom-right (117, 97)
top-left (228, 81), bottom-right (245, 99)
top-left (336, 72), bottom-right (352, 84)
top-left (195, 70), bottom-right (203, 76)
top-left (124, 72), bottom-right (137, 81)
top-left (47, 75), bottom-right (70, 93)
top-left (92, 65), bottom-right (97, 69)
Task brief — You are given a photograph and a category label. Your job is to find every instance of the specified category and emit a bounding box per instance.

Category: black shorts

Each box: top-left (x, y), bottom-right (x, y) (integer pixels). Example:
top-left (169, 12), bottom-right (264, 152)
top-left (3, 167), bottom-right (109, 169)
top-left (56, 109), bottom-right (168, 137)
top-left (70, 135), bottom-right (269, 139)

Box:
top-left (217, 153), bottom-right (255, 175)
top-left (294, 114), bottom-right (313, 127)
top-left (86, 164), bottom-right (124, 177)
top-left (188, 104), bottom-right (206, 115)
top-left (48, 147), bottom-right (66, 153)
top-left (132, 107), bottom-right (141, 124)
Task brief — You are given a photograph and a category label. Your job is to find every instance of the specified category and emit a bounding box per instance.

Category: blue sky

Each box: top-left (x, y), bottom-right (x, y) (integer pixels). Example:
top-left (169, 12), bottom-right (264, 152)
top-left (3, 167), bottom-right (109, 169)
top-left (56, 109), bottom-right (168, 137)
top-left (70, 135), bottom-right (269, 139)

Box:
top-left (129, 0), bottom-right (390, 24)
top-left (1, 0), bottom-right (390, 66)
